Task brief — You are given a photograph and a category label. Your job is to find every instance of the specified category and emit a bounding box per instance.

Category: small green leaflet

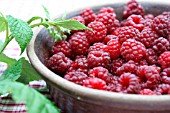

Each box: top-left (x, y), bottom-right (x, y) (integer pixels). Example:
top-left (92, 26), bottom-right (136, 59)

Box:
top-left (0, 40), bottom-right (3, 48)
top-left (0, 16), bottom-right (6, 32)
top-left (27, 16), bottom-right (43, 24)
top-left (6, 15), bottom-right (33, 54)
top-left (0, 53), bottom-right (16, 68)
top-left (0, 81), bottom-right (60, 113)
top-left (42, 5), bottom-right (50, 20)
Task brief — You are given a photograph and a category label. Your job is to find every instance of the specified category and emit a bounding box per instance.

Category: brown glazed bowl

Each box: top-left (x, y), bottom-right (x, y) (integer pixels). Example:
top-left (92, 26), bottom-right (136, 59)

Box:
top-left (27, 1), bottom-right (170, 113)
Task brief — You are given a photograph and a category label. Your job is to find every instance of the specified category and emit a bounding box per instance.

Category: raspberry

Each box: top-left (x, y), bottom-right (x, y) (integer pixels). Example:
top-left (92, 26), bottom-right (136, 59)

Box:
top-left (152, 37), bottom-right (170, 55)
top-left (116, 60), bottom-right (137, 76)
top-left (125, 14), bottom-right (144, 31)
top-left (123, 0), bottom-right (145, 18)
top-left (139, 27), bottom-right (159, 48)
top-left (72, 16), bottom-right (85, 25)
top-left (103, 35), bottom-right (118, 44)
top-left (87, 51), bottom-right (111, 69)
top-left (80, 8), bottom-right (96, 25)
top-left (83, 78), bottom-right (107, 90)
top-left (69, 32), bottom-right (90, 56)
top-left (51, 40), bottom-right (71, 57)
top-left (161, 68), bottom-right (170, 84)
top-left (154, 84), bottom-right (170, 95)
top-left (103, 39), bottom-right (121, 60)
top-left (85, 21), bottom-right (107, 44)
top-left (110, 58), bottom-right (125, 75)
top-left (144, 14), bottom-right (154, 20)
top-left (88, 43), bottom-right (105, 52)
top-left (107, 76), bottom-right (119, 92)
top-left (117, 73), bottom-right (140, 94)
top-left (117, 26), bottom-right (140, 43)
top-left (145, 48), bottom-right (158, 65)
top-left (120, 39), bottom-right (146, 61)
top-left (158, 51), bottom-right (170, 69)
top-left (88, 67), bottom-right (110, 82)
top-left (67, 57), bottom-right (88, 74)
top-left (64, 71), bottom-right (88, 85)
top-left (98, 7), bottom-right (115, 14)
top-left (47, 52), bottom-right (73, 75)
top-left (139, 89), bottom-right (155, 95)
top-left (152, 14), bottom-right (170, 37)
top-left (108, 19), bottom-right (120, 34)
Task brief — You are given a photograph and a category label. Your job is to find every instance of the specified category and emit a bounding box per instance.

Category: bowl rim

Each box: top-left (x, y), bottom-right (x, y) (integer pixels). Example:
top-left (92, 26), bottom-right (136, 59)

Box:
top-left (27, 0), bottom-right (170, 110)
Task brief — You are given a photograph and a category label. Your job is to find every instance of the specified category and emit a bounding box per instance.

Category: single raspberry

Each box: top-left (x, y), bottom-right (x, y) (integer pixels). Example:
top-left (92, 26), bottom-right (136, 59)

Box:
top-left (139, 89), bottom-right (155, 95)
top-left (103, 39), bottom-right (121, 60)
top-left (158, 51), bottom-right (170, 69)
top-left (161, 68), bottom-right (170, 85)
top-left (125, 14), bottom-right (144, 31)
top-left (72, 16), bottom-right (85, 25)
top-left (107, 76), bottom-right (119, 92)
top-left (67, 57), bottom-right (88, 74)
top-left (88, 43), bottom-right (105, 52)
top-left (117, 73), bottom-right (140, 94)
top-left (116, 60), bottom-right (137, 76)
top-left (85, 21), bottom-right (107, 44)
top-left (64, 71), bottom-right (88, 85)
top-left (69, 32), bottom-right (90, 56)
top-left (120, 39), bottom-right (146, 61)
top-left (152, 14), bottom-right (170, 37)
top-left (144, 14), bottom-right (154, 20)
top-left (123, 0), bottom-right (145, 18)
top-left (110, 58), bottom-right (125, 75)
top-left (51, 40), bottom-right (71, 57)
top-left (83, 78), bottom-right (107, 90)
top-left (139, 27), bottom-right (159, 48)
top-left (87, 51), bottom-right (111, 69)
top-left (152, 37), bottom-right (170, 55)
top-left (117, 26), bottom-right (140, 43)
top-left (88, 67), bottom-right (110, 82)
top-left (80, 8), bottom-right (96, 25)
top-left (98, 7), bottom-right (115, 14)
top-left (154, 84), bottom-right (170, 95)
top-left (47, 52), bottom-right (73, 75)
top-left (145, 48), bottom-right (158, 65)
top-left (103, 35), bottom-right (118, 44)
top-left (108, 19), bottom-right (120, 34)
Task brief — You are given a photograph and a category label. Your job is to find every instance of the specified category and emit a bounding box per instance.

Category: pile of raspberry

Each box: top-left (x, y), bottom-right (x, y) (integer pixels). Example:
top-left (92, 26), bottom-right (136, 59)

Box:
top-left (47, 0), bottom-right (170, 95)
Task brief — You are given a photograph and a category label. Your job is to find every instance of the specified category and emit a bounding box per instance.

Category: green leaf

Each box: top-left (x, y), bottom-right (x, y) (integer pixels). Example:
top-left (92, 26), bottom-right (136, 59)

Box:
top-left (0, 59), bottom-right (22, 81)
top-left (55, 19), bottom-right (91, 30)
top-left (27, 16), bottom-right (43, 24)
top-left (17, 58), bottom-right (41, 84)
top-left (0, 53), bottom-right (16, 67)
top-left (0, 16), bottom-right (6, 32)
top-left (42, 5), bottom-right (50, 20)
top-left (6, 15), bottom-right (33, 54)
top-left (0, 81), bottom-right (60, 113)
top-left (0, 40), bottom-right (3, 48)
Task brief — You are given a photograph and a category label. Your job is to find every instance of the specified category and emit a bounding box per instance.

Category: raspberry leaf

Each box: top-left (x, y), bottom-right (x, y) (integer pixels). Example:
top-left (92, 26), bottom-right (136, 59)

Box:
top-left (0, 40), bottom-right (3, 48)
top-left (6, 15), bottom-right (33, 54)
top-left (0, 81), bottom-right (60, 113)
top-left (0, 16), bottom-right (6, 32)
top-left (0, 53), bottom-right (16, 68)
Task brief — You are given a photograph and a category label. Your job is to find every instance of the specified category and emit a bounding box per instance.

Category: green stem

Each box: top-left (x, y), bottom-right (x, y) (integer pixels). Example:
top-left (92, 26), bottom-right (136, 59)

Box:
top-left (0, 35), bottom-right (14, 54)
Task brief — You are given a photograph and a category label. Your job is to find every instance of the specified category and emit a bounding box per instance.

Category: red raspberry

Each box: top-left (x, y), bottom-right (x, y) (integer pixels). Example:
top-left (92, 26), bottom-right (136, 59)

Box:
top-left (88, 43), bottom-right (105, 52)
top-left (103, 35), bottom-right (118, 44)
top-left (117, 26), bottom-right (140, 43)
top-left (67, 57), bottom-right (88, 74)
top-left (108, 19), bottom-right (120, 34)
top-left (144, 14), bottom-right (154, 20)
top-left (125, 14), bottom-right (144, 31)
top-left (85, 21), bottom-right (107, 44)
top-left (87, 51), bottom-right (111, 69)
top-left (145, 48), bottom-right (158, 65)
top-left (123, 0), bottom-right (145, 18)
top-left (152, 37), bottom-right (170, 55)
top-left (158, 51), bottom-right (170, 69)
top-left (117, 73), bottom-right (140, 94)
top-left (139, 89), bottom-right (155, 95)
top-left (107, 76), bottom-right (119, 92)
top-left (83, 78), bottom-right (107, 90)
top-left (69, 32), bottom-right (90, 56)
top-left (64, 71), bottom-right (88, 85)
top-left (120, 39), bottom-right (146, 61)
top-left (116, 60), bottom-right (137, 76)
top-left (80, 8), bottom-right (96, 25)
top-left (98, 7), bottom-right (115, 14)
top-left (139, 27), bottom-right (159, 48)
top-left (110, 58), bottom-right (125, 75)
top-left (88, 67), bottom-right (110, 82)
top-left (72, 16), bottom-right (85, 25)
top-left (154, 84), bottom-right (170, 95)
top-left (103, 39), bottom-right (121, 60)
top-left (161, 68), bottom-right (170, 84)
top-left (51, 40), bottom-right (71, 57)
top-left (152, 14), bottom-right (170, 37)
top-left (47, 52), bottom-right (73, 75)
